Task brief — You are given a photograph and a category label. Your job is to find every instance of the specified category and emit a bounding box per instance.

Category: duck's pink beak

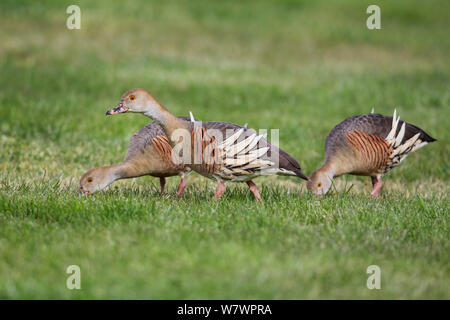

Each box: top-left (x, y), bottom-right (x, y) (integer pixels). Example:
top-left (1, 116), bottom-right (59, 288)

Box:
top-left (78, 187), bottom-right (90, 196)
top-left (106, 102), bottom-right (128, 115)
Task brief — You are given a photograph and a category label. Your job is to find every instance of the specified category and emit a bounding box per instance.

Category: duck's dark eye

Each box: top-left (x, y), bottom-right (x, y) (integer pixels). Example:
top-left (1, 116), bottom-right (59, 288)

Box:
top-left (129, 95), bottom-right (135, 101)
top-left (317, 182), bottom-right (322, 188)
top-left (87, 177), bottom-right (93, 183)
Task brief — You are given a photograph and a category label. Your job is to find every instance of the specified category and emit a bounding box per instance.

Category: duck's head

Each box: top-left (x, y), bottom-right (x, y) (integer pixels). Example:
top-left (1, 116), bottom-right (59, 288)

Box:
top-left (106, 88), bottom-right (166, 120)
top-left (79, 167), bottom-right (115, 195)
top-left (307, 169), bottom-right (333, 197)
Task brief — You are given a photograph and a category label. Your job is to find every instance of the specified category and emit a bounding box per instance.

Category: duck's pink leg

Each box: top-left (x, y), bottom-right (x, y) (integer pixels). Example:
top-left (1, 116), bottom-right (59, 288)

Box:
top-left (247, 180), bottom-right (264, 205)
top-left (159, 177), bottom-right (166, 194)
top-left (176, 177), bottom-right (187, 197)
top-left (213, 181), bottom-right (226, 200)
top-left (370, 176), bottom-right (383, 198)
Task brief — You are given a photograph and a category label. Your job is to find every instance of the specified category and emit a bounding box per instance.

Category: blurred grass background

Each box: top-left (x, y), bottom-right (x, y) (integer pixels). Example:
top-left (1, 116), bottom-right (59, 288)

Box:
top-left (0, 0), bottom-right (448, 299)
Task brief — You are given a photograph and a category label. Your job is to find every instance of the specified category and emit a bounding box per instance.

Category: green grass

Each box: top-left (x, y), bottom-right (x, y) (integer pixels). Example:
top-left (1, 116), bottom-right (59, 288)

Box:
top-left (0, 0), bottom-right (449, 299)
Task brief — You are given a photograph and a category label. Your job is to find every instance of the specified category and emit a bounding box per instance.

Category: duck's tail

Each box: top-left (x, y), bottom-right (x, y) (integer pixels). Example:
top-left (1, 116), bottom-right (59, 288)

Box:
top-left (278, 148), bottom-right (309, 180)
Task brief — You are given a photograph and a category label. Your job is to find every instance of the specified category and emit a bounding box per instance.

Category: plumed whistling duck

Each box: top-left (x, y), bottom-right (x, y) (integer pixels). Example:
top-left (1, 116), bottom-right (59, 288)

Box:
top-left (307, 110), bottom-right (436, 197)
top-left (79, 121), bottom-right (190, 196)
top-left (105, 88), bottom-right (308, 203)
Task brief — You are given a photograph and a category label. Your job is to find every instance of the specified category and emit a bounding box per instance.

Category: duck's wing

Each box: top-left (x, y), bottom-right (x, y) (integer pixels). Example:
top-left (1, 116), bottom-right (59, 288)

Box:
top-left (126, 122), bottom-right (163, 160)
top-left (126, 118), bottom-right (189, 167)
top-left (189, 121), bottom-right (307, 180)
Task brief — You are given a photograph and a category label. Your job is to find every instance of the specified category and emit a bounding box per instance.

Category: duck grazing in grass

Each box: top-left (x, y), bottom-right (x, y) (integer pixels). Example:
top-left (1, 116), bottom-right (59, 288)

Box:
top-left (307, 111), bottom-right (436, 197)
top-left (105, 88), bottom-right (308, 202)
top-left (79, 121), bottom-right (190, 196)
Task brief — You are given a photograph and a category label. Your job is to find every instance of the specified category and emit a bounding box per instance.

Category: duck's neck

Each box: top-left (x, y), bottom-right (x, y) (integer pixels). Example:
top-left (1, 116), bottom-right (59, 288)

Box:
top-left (108, 162), bottom-right (147, 180)
top-left (317, 162), bottom-right (336, 180)
top-left (143, 100), bottom-right (190, 145)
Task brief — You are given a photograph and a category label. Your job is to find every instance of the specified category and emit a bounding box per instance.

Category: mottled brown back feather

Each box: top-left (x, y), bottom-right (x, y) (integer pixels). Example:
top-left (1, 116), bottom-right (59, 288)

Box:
top-left (325, 113), bottom-right (435, 162)
top-left (186, 121), bottom-right (307, 180)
